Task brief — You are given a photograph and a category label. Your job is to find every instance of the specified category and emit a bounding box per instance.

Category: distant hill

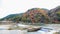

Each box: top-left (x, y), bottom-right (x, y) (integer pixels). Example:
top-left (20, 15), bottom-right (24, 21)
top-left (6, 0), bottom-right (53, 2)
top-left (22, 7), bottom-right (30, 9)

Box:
top-left (0, 13), bottom-right (23, 21)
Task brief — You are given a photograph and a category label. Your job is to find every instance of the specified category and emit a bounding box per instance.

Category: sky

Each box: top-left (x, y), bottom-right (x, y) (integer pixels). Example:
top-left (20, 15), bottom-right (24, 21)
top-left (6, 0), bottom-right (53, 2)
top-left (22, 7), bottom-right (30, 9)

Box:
top-left (0, 0), bottom-right (60, 18)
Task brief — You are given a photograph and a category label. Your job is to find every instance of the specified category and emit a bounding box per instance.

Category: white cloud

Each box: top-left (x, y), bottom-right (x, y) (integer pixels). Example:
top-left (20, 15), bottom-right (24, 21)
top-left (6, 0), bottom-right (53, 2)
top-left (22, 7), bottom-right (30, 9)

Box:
top-left (0, 0), bottom-right (60, 18)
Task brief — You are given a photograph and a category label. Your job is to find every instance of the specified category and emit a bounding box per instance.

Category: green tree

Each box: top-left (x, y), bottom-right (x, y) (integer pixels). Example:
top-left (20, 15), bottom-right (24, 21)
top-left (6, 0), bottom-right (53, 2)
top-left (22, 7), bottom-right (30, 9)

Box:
top-left (56, 11), bottom-right (60, 21)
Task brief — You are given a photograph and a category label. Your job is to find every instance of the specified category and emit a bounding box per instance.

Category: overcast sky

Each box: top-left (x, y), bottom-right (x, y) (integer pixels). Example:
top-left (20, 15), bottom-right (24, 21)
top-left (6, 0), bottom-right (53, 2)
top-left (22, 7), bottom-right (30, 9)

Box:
top-left (0, 0), bottom-right (60, 18)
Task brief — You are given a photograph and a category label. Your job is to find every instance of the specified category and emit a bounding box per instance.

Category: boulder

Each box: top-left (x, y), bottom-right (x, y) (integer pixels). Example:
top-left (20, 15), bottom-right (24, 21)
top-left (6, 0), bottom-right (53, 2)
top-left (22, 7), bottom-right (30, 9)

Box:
top-left (27, 27), bottom-right (41, 32)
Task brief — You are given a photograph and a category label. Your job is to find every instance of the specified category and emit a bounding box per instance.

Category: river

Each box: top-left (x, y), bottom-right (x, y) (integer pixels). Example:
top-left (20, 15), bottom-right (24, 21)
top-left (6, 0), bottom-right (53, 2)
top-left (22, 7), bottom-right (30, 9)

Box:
top-left (0, 24), bottom-right (60, 34)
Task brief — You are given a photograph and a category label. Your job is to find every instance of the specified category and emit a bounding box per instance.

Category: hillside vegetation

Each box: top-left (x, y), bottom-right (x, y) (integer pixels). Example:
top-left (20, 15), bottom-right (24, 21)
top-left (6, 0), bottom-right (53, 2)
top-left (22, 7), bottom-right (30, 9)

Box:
top-left (0, 6), bottom-right (60, 24)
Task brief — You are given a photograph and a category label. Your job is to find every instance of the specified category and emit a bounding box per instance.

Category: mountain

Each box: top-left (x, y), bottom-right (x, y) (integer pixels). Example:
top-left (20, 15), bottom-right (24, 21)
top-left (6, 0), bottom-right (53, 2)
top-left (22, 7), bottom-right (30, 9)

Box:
top-left (0, 8), bottom-right (49, 24)
top-left (0, 6), bottom-right (60, 24)
top-left (49, 6), bottom-right (60, 23)
top-left (21, 8), bottom-right (49, 23)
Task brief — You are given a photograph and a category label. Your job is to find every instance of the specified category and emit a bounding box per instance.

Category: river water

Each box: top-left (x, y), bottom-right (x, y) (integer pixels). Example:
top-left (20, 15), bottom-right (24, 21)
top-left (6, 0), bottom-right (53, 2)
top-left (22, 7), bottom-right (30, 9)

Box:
top-left (0, 24), bottom-right (60, 34)
top-left (0, 30), bottom-right (27, 34)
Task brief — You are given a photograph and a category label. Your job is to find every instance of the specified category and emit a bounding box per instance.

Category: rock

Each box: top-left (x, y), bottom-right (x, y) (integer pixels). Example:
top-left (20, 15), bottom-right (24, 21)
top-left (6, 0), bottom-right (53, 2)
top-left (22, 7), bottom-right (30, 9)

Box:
top-left (27, 27), bottom-right (41, 32)
top-left (53, 32), bottom-right (59, 34)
